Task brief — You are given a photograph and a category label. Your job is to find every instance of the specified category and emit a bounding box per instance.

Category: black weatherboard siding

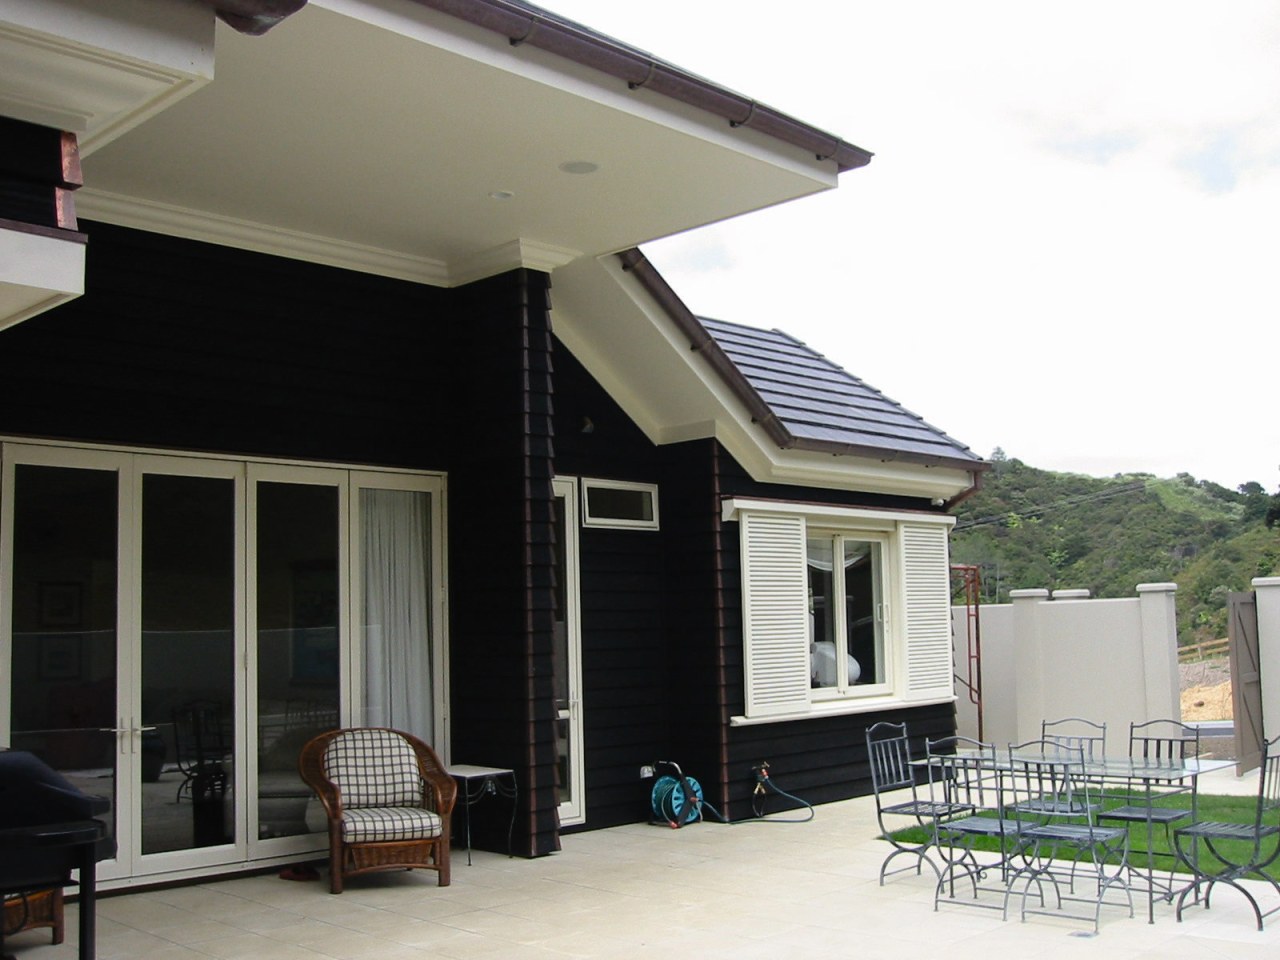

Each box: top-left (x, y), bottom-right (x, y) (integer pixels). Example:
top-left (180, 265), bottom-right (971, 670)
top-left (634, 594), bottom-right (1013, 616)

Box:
top-left (0, 221), bottom-right (452, 464)
top-left (0, 222), bottom-right (563, 856)
top-left (551, 341), bottom-right (957, 826)
top-left (0, 220), bottom-right (960, 851)
top-left (447, 269), bottom-right (562, 857)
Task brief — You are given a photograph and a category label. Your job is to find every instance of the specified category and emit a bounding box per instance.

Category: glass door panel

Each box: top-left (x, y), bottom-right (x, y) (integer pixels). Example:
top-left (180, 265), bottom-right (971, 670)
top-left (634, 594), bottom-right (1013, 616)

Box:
top-left (139, 473), bottom-right (236, 856)
top-left (255, 480), bottom-right (340, 841)
top-left (8, 464), bottom-right (120, 852)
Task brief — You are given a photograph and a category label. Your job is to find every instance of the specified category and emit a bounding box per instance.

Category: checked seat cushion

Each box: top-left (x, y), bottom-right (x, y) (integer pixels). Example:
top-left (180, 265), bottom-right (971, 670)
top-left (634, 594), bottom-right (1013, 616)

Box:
top-left (341, 806), bottom-right (444, 843)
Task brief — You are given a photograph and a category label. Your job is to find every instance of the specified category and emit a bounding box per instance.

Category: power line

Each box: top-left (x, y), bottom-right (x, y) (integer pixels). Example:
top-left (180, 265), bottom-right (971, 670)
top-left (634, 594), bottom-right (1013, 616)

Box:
top-left (953, 480), bottom-right (1149, 531)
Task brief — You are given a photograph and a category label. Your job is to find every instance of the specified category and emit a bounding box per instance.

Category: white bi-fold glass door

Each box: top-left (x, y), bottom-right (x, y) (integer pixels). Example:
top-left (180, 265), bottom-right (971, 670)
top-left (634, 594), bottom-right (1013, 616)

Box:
top-left (1, 443), bottom-right (445, 883)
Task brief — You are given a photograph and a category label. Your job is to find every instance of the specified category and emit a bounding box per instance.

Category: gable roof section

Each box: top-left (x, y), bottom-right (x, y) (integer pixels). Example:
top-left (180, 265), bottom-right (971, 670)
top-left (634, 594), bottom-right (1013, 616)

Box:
top-left (613, 248), bottom-right (986, 479)
top-left (701, 318), bottom-right (985, 471)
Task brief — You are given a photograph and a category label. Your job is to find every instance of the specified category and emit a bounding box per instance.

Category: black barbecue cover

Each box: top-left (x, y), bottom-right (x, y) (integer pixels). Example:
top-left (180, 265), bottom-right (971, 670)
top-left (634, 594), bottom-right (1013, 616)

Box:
top-left (0, 751), bottom-right (112, 891)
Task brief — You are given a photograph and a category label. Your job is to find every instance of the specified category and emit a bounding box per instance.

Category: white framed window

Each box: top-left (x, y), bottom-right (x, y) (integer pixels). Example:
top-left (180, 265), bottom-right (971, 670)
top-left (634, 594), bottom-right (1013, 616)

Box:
top-left (725, 498), bottom-right (955, 724)
top-left (581, 478), bottom-right (659, 530)
top-left (807, 531), bottom-right (892, 700)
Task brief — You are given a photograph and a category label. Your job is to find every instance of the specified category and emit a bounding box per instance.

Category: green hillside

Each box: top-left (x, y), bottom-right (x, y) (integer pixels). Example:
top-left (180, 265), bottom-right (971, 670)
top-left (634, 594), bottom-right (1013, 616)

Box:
top-left (949, 451), bottom-right (1280, 646)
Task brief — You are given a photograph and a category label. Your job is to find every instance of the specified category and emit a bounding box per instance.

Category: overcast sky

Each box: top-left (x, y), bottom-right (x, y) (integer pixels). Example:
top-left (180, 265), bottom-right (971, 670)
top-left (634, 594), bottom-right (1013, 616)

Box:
top-left (544, 1), bottom-right (1280, 492)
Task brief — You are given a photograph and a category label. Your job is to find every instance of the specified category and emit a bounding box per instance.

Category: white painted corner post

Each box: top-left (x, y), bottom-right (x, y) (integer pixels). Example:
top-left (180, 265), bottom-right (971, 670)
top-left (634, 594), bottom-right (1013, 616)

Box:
top-left (1137, 582), bottom-right (1180, 723)
top-left (1009, 588), bottom-right (1049, 745)
top-left (1252, 577), bottom-right (1280, 742)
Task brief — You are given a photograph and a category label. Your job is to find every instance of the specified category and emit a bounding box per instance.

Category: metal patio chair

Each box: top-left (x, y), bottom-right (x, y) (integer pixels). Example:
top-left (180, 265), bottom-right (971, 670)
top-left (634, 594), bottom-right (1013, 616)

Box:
top-left (1004, 739), bottom-right (1133, 932)
top-left (1174, 733), bottom-right (1280, 930)
top-left (926, 736), bottom-right (1020, 913)
top-left (1098, 719), bottom-right (1201, 895)
top-left (866, 722), bottom-right (968, 885)
top-left (1041, 717), bottom-right (1107, 760)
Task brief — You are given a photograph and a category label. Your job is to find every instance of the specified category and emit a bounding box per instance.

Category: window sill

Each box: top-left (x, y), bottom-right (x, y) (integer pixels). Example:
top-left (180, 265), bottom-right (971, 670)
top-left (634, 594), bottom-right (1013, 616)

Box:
top-left (729, 693), bottom-right (955, 727)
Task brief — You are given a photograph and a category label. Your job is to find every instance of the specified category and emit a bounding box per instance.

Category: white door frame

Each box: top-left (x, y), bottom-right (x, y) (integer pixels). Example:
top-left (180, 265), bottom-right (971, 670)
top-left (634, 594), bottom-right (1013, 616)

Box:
top-left (552, 476), bottom-right (584, 825)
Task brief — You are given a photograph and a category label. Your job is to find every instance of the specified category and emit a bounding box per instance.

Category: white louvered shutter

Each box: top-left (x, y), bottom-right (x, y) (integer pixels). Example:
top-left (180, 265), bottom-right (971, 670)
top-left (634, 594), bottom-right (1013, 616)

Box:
top-left (740, 511), bottom-right (811, 718)
top-left (900, 521), bottom-right (955, 702)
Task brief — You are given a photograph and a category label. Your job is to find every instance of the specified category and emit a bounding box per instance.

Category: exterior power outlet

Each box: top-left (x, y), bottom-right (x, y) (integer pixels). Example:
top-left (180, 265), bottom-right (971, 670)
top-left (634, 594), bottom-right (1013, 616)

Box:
top-left (640, 765), bottom-right (655, 779)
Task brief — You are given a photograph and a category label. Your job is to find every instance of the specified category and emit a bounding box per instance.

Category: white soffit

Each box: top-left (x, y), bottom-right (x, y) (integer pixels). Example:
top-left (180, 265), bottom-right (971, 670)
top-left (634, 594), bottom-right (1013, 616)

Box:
top-left (550, 256), bottom-right (975, 502)
top-left (0, 228), bottom-right (85, 333)
top-left (0, 0), bottom-right (214, 152)
top-left (75, 1), bottom-right (838, 286)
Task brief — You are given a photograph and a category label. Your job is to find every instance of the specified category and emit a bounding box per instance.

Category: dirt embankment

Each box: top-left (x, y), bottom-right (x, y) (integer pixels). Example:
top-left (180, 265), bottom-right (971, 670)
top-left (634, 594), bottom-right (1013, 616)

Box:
top-left (1179, 657), bottom-right (1231, 721)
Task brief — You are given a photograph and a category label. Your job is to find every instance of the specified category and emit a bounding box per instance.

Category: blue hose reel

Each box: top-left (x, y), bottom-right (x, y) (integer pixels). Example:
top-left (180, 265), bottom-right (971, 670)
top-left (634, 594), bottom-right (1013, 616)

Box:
top-left (650, 764), bottom-right (703, 826)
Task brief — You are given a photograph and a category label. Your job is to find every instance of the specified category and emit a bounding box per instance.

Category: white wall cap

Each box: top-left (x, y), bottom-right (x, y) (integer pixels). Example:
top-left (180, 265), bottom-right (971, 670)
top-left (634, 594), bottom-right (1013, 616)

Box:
top-left (1009, 589), bottom-right (1050, 600)
top-left (1136, 582), bottom-right (1178, 594)
top-left (1251, 577), bottom-right (1280, 588)
top-left (1052, 589), bottom-right (1091, 600)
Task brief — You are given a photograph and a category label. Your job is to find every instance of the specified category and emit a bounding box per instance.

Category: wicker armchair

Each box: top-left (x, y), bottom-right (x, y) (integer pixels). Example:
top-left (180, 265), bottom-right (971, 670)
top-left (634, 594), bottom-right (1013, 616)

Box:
top-left (298, 728), bottom-right (456, 894)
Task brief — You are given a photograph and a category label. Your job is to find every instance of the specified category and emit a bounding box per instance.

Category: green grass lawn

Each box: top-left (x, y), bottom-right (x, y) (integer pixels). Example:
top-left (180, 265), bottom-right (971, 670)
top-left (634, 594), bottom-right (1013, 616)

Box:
top-left (891, 792), bottom-right (1277, 881)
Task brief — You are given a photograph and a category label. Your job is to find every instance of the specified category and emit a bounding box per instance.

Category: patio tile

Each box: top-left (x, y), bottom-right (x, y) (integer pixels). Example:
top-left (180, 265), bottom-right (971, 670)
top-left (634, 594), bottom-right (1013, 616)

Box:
top-left (32, 791), bottom-right (1280, 960)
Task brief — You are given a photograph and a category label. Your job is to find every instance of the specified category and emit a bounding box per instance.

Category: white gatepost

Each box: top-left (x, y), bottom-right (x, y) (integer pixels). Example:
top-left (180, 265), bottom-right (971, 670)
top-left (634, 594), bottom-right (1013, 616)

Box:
top-left (1010, 588), bottom-right (1050, 745)
top-left (1253, 577), bottom-right (1280, 742)
top-left (1137, 583), bottom-right (1180, 725)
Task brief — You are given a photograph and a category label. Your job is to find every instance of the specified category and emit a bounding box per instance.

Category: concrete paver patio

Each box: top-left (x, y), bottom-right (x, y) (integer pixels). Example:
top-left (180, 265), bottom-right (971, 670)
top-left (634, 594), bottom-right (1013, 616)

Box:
top-left (5, 766), bottom-right (1275, 960)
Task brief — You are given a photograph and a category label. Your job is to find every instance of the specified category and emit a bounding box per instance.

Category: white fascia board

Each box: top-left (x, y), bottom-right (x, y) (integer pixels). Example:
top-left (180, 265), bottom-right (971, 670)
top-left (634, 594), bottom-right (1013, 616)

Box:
top-left (569, 254), bottom-right (977, 501)
top-left (0, 227), bottom-right (85, 332)
top-left (714, 425), bottom-right (976, 501)
top-left (0, 0), bottom-right (214, 152)
top-left (312, 0), bottom-right (836, 185)
top-left (721, 497), bottom-right (956, 529)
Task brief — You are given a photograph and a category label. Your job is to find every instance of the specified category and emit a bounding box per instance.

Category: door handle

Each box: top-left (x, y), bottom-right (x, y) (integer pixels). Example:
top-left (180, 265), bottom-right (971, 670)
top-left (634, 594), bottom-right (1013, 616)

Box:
top-left (99, 717), bottom-right (128, 750)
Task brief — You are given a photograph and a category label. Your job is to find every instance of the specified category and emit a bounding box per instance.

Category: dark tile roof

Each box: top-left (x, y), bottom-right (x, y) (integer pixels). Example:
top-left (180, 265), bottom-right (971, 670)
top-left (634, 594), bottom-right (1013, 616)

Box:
top-left (701, 317), bottom-right (984, 468)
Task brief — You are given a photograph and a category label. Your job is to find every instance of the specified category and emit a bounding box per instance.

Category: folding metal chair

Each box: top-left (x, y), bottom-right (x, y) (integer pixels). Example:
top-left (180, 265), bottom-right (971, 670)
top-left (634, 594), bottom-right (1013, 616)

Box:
top-left (1098, 719), bottom-right (1201, 897)
top-left (865, 722), bottom-right (967, 885)
top-left (1004, 739), bottom-right (1133, 932)
top-left (1042, 717), bottom-right (1107, 760)
top-left (927, 736), bottom-right (1020, 913)
top-left (1174, 733), bottom-right (1280, 930)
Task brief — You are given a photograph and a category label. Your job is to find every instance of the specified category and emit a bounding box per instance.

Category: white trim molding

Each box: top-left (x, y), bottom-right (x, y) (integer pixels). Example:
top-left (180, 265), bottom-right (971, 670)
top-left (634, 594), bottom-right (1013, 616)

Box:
top-left (0, 2), bottom-right (214, 153)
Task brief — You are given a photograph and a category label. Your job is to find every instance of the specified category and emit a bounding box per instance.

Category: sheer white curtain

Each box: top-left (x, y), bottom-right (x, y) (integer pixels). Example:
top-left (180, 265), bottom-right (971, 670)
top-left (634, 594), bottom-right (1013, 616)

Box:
top-left (361, 488), bottom-right (433, 743)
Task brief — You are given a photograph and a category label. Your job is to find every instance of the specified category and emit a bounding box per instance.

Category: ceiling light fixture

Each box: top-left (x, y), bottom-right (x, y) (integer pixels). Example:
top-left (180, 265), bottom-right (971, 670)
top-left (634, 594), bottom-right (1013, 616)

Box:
top-left (488, 190), bottom-right (515, 200)
top-left (558, 160), bottom-right (598, 175)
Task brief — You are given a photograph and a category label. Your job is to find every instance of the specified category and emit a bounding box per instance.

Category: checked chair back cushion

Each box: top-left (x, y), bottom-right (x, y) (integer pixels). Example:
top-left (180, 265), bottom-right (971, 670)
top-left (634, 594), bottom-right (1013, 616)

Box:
top-left (323, 728), bottom-right (423, 809)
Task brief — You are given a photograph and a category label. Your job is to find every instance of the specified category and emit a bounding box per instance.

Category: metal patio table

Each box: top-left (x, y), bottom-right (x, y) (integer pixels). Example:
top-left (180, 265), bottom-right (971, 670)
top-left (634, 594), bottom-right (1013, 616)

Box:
top-left (919, 751), bottom-right (1233, 924)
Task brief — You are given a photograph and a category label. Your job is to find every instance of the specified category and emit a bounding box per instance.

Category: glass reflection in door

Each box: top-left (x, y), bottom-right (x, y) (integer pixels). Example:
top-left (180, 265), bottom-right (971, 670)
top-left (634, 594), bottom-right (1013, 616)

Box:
top-left (256, 481), bottom-right (340, 840)
top-left (140, 474), bottom-right (236, 855)
top-left (9, 465), bottom-right (119, 849)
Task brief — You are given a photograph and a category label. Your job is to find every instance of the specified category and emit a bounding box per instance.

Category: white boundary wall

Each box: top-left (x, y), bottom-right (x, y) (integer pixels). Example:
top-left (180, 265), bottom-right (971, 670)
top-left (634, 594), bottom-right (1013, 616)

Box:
top-left (952, 583), bottom-right (1180, 750)
top-left (1255, 577), bottom-right (1280, 742)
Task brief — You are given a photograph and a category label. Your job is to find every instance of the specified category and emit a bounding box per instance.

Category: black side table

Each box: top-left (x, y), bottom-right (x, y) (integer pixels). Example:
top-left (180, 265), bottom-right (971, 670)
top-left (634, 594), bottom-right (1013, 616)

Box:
top-left (446, 765), bottom-right (517, 865)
